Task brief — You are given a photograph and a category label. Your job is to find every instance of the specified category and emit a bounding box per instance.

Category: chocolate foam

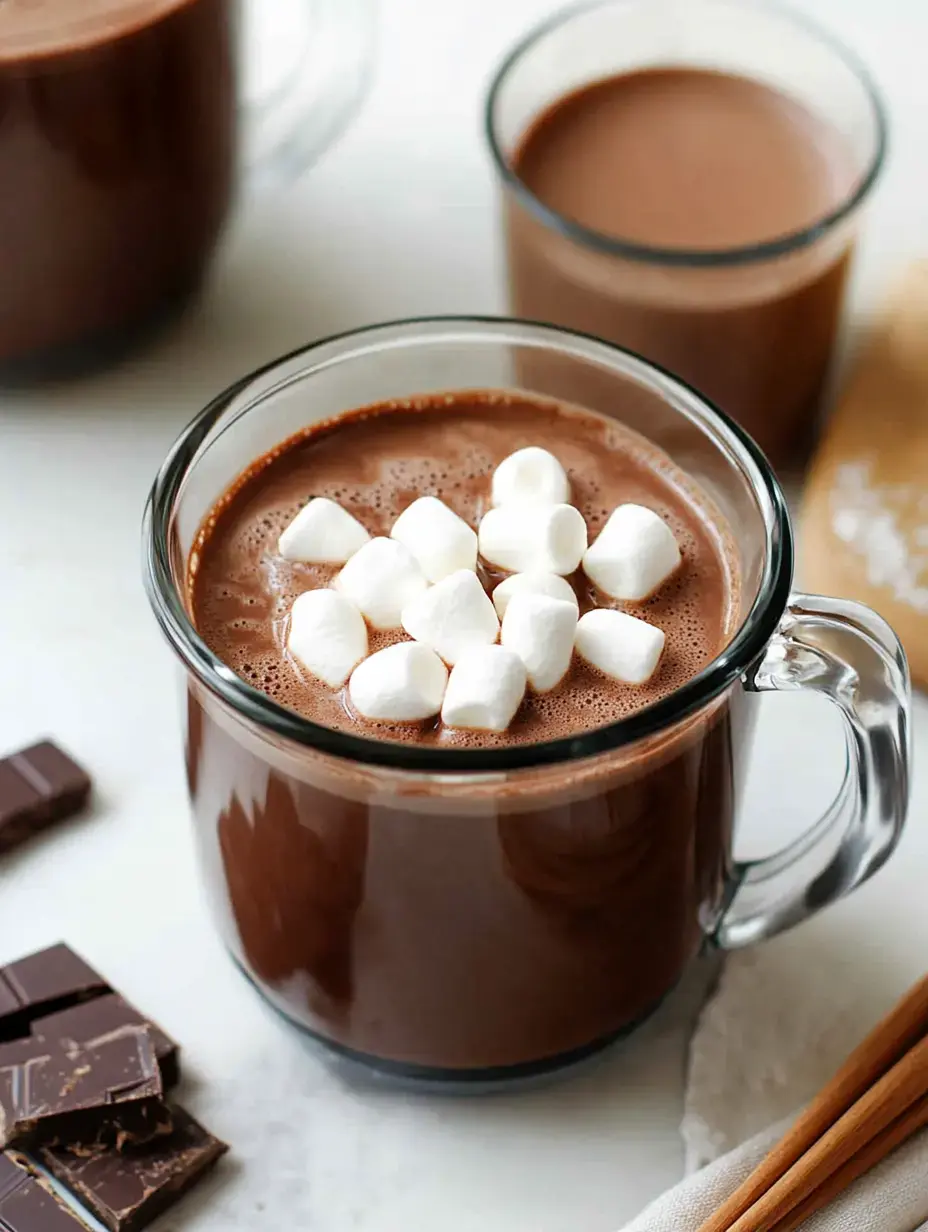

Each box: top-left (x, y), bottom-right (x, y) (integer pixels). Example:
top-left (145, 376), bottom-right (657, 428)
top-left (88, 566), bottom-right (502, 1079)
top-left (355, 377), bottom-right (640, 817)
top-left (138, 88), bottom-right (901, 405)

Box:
top-left (190, 391), bottom-right (740, 748)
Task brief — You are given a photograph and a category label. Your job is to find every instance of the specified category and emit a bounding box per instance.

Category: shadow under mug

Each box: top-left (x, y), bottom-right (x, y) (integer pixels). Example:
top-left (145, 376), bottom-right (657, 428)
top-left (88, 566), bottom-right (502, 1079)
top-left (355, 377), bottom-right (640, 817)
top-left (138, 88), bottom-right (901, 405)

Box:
top-left (486, 0), bottom-right (887, 471)
top-left (0, 0), bottom-right (374, 378)
top-left (143, 317), bottom-right (910, 1084)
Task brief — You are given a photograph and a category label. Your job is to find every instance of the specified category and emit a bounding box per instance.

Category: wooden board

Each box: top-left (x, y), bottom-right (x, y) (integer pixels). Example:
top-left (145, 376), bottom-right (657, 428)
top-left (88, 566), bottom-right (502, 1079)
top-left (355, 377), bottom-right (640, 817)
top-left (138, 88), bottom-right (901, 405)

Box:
top-left (799, 261), bottom-right (928, 688)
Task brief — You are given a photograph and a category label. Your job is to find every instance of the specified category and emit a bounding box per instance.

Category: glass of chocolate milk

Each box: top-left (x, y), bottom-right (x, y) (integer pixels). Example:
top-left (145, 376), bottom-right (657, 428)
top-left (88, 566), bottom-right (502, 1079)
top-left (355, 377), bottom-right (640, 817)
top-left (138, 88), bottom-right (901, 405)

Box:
top-left (487, 0), bottom-right (887, 471)
top-left (0, 0), bottom-right (373, 377)
top-left (144, 317), bottom-right (909, 1083)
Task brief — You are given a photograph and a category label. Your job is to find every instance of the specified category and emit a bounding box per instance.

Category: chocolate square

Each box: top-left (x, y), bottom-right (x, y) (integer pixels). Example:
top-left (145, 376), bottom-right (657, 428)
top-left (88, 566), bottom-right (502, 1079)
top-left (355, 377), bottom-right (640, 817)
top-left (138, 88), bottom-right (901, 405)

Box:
top-left (0, 1152), bottom-right (91, 1230)
top-left (40, 1108), bottom-right (228, 1232)
top-left (0, 1028), bottom-right (163, 1151)
top-left (0, 947), bottom-right (107, 1041)
top-left (0, 744), bottom-right (91, 857)
top-left (33, 997), bottom-right (179, 1092)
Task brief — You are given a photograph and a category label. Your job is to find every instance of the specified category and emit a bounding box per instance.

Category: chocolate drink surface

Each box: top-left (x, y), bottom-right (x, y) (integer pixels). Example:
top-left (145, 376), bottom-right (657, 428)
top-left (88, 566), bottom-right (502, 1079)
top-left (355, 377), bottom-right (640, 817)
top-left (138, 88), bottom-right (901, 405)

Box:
top-left (506, 68), bottom-right (860, 468)
top-left (186, 392), bottom-right (747, 1073)
top-left (0, 0), bottom-right (235, 372)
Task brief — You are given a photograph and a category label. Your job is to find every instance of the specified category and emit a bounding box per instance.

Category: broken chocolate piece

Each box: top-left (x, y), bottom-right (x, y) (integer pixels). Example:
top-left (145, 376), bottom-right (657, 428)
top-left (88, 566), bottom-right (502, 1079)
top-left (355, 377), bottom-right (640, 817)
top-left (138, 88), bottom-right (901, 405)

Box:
top-left (0, 948), bottom-right (108, 1042)
top-left (0, 1153), bottom-right (91, 1231)
top-left (0, 949), bottom-right (223, 1232)
top-left (0, 1028), bottom-right (163, 1150)
top-left (0, 948), bottom-right (179, 1094)
top-left (40, 1107), bottom-right (228, 1232)
top-left (0, 743), bottom-right (91, 857)
top-left (32, 998), bottom-right (179, 1092)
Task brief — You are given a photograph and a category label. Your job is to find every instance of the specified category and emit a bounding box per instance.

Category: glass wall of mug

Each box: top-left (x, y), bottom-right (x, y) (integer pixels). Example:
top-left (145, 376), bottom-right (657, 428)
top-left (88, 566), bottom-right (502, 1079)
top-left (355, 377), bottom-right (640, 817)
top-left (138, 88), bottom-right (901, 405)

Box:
top-left (144, 319), bottom-right (909, 1082)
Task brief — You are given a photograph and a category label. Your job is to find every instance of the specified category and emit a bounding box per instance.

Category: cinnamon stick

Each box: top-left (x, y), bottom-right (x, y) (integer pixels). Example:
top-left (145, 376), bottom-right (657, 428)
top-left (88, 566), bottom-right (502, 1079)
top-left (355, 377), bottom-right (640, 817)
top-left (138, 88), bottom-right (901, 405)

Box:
top-left (772, 1091), bottom-right (928, 1232)
top-left (726, 1031), bottom-right (928, 1232)
top-left (696, 973), bottom-right (928, 1232)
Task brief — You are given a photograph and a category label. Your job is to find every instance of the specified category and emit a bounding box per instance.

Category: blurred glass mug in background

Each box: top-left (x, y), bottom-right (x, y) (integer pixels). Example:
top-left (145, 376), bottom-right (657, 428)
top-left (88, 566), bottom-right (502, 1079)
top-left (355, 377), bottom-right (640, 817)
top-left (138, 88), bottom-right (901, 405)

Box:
top-left (0, 0), bottom-right (374, 377)
top-left (486, 0), bottom-right (887, 471)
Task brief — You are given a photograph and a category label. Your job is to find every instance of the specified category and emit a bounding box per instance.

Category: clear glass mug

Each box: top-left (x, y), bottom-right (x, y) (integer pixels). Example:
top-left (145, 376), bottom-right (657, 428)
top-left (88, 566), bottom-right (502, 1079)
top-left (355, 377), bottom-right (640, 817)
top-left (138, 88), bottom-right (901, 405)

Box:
top-left (0, 0), bottom-right (374, 376)
top-left (486, 0), bottom-right (887, 471)
top-left (143, 318), bottom-right (910, 1083)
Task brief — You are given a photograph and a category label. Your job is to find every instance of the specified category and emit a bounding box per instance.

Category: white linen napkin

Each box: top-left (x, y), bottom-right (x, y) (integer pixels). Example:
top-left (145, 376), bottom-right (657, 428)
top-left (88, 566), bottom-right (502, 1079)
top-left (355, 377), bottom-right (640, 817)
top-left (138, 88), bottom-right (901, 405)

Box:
top-left (621, 948), bottom-right (928, 1231)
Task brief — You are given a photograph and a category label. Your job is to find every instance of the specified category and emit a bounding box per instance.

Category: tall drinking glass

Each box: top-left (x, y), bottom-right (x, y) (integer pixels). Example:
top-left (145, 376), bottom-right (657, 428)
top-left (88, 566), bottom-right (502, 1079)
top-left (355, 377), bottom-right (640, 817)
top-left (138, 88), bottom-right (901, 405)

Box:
top-left (486, 0), bottom-right (887, 469)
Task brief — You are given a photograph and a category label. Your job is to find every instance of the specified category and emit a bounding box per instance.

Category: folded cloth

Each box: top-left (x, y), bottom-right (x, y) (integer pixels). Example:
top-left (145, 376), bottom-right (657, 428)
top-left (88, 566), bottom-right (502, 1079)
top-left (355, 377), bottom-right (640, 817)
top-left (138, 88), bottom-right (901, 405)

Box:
top-left (621, 1118), bottom-right (928, 1231)
top-left (621, 948), bottom-right (928, 1231)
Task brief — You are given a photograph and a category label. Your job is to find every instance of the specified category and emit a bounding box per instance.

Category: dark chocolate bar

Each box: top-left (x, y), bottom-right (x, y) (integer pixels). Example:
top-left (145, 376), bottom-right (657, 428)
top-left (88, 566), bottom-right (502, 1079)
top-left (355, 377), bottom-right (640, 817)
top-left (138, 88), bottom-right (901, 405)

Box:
top-left (0, 947), bottom-right (107, 1042)
top-left (0, 743), bottom-right (91, 856)
top-left (33, 998), bottom-right (179, 1092)
top-left (0, 1152), bottom-right (91, 1231)
top-left (0, 1028), bottom-right (163, 1151)
top-left (0, 947), bottom-right (180, 1094)
top-left (40, 1107), bottom-right (228, 1232)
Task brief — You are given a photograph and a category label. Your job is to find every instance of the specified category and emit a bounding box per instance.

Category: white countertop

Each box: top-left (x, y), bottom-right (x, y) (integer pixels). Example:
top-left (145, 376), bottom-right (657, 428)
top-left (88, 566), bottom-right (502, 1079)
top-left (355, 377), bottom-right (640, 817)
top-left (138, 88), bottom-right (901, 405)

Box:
top-left (2, 1), bottom-right (928, 1228)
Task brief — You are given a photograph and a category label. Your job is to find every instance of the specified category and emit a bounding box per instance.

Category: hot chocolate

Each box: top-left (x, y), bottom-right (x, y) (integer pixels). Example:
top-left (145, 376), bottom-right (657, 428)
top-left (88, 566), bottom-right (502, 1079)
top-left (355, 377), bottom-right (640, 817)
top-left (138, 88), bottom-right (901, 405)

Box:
top-left (0, 0), bottom-right (235, 371)
top-left (191, 393), bottom-right (737, 745)
top-left (184, 392), bottom-right (745, 1074)
top-left (503, 67), bottom-right (862, 468)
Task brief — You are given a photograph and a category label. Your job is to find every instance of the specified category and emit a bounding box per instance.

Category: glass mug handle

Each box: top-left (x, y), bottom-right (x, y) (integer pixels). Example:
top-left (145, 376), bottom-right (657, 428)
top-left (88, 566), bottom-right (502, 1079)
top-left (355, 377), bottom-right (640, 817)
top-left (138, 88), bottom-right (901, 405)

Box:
top-left (713, 593), bottom-right (911, 950)
top-left (239, 0), bottom-right (376, 191)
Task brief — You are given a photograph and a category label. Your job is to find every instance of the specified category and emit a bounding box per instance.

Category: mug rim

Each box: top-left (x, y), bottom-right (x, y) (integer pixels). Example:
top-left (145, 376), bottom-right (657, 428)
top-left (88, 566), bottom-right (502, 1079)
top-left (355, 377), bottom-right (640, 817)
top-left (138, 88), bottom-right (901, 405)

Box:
top-left (484, 0), bottom-right (888, 269)
top-left (143, 314), bottom-right (793, 773)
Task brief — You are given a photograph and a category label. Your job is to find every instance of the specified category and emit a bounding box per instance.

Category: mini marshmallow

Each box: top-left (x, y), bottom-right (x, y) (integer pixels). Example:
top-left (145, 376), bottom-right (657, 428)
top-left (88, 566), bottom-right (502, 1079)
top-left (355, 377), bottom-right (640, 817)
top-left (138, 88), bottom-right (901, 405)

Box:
top-left (287, 589), bottom-right (368, 688)
top-left (278, 497), bottom-right (370, 564)
top-left (583, 504), bottom-right (681, 602)
top-left (401, 568), bottom-right (499, 666)
top-left (391, 496), bottom-right (477, 583)
top-left (349, 642), bottom-right (448, 723)
top-left (479, 503), bottom-right (587, 576)
top-left (333, 537), bottom-right (428, 629)
top-left (574, 608), bottom-right (665, 685)
top-left (441, 645), bottom-right (527, 733)
top-left (492, 447), bottom-right (570, 507)
top-left (491, 571), bottom-right (579, 619)
top-left (501, 592), bottom-right (578, 693)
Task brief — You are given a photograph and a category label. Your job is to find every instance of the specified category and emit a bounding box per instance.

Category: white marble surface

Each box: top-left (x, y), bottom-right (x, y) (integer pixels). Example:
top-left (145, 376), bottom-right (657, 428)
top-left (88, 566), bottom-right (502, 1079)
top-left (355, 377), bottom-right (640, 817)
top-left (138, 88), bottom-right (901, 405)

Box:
top-left (2, 1), bottom-right (928, 1228)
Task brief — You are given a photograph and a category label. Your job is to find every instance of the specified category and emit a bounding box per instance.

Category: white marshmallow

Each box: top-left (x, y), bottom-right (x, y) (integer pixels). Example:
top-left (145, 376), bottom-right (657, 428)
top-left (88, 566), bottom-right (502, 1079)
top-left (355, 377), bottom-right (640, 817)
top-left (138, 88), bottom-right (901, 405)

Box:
top-left (333, 537), bottom-right (428, 629)
top-left (401, 568), bottom-right (499, 666)
top-left (492, 447), bottom-right (570, 507)
top-left (491, 571), bottom-right (579, 619)
top-left (479, 503), bottom-right (587, 576)
top-left (575, 608), bottom-right (665, 685)
top-left (391, 496), bottom-right (477, 583)
top-left (441, 645), bottom-right (527, 733)
top-left (349, 642), bottom-right (448, 723)
top-left (287, 589), bottom-right (368, 688)
top-left (583, 504), bottom-right (681, 601)
top-left (278, 497), bottom-right (370, 564)
top-left (501, 592), bottom-right (578, 693)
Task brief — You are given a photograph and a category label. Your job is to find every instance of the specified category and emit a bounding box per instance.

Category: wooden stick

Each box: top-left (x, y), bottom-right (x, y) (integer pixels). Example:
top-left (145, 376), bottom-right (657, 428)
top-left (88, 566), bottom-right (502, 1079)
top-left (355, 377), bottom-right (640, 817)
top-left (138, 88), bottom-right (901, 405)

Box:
top-left (725, 1031), bottom-right (928, 1232)
top-left (771, 1091), bottom-right (928, 1232)
top-left (695, 973), bottom-right (928, 1232)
